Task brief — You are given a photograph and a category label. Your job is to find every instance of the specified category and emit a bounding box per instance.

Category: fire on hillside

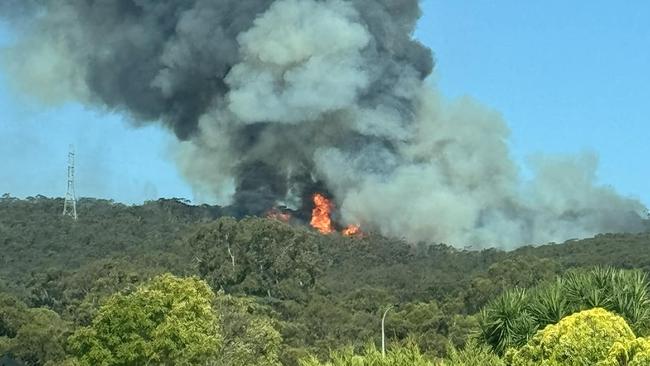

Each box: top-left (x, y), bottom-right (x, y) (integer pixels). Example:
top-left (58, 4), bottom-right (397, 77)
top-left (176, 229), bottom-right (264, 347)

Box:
top-left (310, 193), bottom-right (363, 237)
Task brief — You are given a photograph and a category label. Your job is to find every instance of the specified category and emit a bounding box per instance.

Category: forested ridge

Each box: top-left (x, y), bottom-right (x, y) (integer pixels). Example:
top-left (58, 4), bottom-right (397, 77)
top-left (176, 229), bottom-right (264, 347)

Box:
top-left (1, 195), bottom-right (649, 365)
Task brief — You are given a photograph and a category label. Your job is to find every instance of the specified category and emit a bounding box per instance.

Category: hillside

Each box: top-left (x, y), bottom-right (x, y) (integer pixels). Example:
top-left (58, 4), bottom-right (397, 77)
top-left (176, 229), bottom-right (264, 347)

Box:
top-left (0, 195), bottom-right (649, 365)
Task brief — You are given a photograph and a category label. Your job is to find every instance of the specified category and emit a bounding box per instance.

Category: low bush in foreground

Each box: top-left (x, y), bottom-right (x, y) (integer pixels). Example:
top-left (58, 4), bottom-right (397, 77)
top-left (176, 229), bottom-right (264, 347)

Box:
top-left (479, 267), bottom-right (650, 355)
top-left (299, 343), bottom-right (433, 366)
top-left (505, 308), bottom-right (635, 365)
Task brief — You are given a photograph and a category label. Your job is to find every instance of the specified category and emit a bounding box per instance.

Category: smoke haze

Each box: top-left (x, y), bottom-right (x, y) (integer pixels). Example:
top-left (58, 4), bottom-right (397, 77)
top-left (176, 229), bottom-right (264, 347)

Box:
top-left (1, 0), bottom-right (647, 248)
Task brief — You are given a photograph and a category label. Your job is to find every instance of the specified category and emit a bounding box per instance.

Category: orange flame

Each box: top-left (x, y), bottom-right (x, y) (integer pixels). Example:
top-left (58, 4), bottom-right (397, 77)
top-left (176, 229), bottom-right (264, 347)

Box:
top-left (342, 224), bottom-right (362, 237)
top-left (310, 193), bottom-right (334, 234)
top-left (309, 193), bottom-right (363, 236)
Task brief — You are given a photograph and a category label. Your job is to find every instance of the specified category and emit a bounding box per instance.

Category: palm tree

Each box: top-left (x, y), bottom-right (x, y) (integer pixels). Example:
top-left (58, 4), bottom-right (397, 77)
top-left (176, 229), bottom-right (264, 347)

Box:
top-left (477, 266), bottom-right (650, 354)
top-left (527, 278), bottom-right (570, 327)
top-left (478, 288), bottom-right (534, 355)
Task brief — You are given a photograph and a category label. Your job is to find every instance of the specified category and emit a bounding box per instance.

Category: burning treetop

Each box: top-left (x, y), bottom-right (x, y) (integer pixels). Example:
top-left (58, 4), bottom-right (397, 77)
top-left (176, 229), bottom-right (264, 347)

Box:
top-left (310, 193), bottom-right (334, 234)
top-left (2, 0), bottom-right (647, 248)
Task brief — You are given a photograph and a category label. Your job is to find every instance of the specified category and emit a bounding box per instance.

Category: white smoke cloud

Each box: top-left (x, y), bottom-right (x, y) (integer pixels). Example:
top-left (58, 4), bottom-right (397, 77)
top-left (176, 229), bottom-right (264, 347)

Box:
top-left (1, 17), bottom-right (88, 104)
top-left (226, 0), bottom-right (371, 124)
top-left (176, 107), bottom-right (238, 205)
top-left (1, 0), bottom-right (646, 248)
top-left (319, 88), bottom-right (646, 248)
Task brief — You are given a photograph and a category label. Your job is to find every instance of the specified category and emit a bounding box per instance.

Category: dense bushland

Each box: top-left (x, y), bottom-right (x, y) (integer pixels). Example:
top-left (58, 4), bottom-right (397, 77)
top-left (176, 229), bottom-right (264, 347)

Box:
top-left (0, 196), bottom-right (649, 365)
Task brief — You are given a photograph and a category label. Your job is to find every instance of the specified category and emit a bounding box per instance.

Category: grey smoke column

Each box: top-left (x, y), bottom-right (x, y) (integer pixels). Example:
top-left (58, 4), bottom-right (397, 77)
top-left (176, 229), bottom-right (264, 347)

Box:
top-left (2, 0), bottom-right (647, 247)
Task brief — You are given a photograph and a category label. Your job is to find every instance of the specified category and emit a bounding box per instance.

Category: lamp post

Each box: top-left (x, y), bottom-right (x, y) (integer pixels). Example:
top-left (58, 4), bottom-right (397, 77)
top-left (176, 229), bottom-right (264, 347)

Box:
top-left (381, 304), bottom-right (397, 357)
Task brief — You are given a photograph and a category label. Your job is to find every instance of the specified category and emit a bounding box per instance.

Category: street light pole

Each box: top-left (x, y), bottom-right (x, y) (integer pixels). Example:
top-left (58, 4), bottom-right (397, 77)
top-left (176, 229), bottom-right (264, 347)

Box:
top-left (381, 304), bottom-right (395, 357)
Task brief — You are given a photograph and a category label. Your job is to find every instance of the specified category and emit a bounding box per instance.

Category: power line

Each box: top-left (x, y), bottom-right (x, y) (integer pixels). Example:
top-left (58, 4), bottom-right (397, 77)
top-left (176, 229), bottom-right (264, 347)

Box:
top-left (62, 145), bottom-right (77, 220)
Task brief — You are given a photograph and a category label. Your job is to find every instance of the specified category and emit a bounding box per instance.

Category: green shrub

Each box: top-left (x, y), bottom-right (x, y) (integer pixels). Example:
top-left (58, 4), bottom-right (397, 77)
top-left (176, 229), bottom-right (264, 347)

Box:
top-left (478, 288), bottom-right (535, 354)
top-left (68, 274), bottom-right (221, 366)
top-left (443, 340), bottom-right (504, 366)
top-left (598, 337), bottom-right (650, 366)
top-left (299, 343), bottom-right (433, 366)
top-left (0, 294), bottom-right (71, 365)
top-left (506, 308), bottom-right (635, 366)
top-left (479, 267), bottom-right (650, 354)
top-left (561, 267), bottom-right (650, 333)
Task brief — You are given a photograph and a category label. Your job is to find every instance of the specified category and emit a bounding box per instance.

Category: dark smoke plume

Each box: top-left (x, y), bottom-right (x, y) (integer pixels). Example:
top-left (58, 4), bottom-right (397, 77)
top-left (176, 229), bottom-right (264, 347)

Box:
top-left (1, 0), bottom-right (647, 247)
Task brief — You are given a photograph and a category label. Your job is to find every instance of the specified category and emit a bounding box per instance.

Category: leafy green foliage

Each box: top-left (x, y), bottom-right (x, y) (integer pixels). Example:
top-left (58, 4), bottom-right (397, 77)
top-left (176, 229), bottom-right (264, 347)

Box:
top-left (506, 308), bottom-right (635, 365)
top-left (26, 258), bottom-right (184, 326)
top-left (214, 293), bottom-right (283, 366)
top-left (526, 279), bottom-right (570, 326)
top-left (68, 274), bottom-right (221, 366)
top-left (0, 294), bottom-right (70, 366)
top-left (0, 196), bottom-right (207, 283)
top-left (443, 340), bottom-right (504, 366)
top-left (389, 302), bottom-right (477, 357)
top-left (0, 197), bottom-right (649, 364)
top-left (11, 308), bottom-right (70, 366)
top-left (512, 233), bottom-right (650, 272)
top-left (465, 257), bottom-right (561, 313)
top-left (478, 288), bottom-right (534, 355)
top-left (299, 343), bottom-right (433, 366)
top-left (0, 294), bottom-right (28, 339)
top-left (190, 217), bottom-right (325, 300)
top-left (599, 337), bottom-right (650, 366)
top-left (561, 267), bottom-right (650, 333)
top-left (479, 267), bottom-right (650, 354)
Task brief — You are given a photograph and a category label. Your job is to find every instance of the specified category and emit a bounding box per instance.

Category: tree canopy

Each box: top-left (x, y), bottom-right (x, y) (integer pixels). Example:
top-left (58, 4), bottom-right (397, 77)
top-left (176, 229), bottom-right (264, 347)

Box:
top-left (0, 197), bottom-right (649, 365)
top-left (68, 274), bottom-right (221, 366)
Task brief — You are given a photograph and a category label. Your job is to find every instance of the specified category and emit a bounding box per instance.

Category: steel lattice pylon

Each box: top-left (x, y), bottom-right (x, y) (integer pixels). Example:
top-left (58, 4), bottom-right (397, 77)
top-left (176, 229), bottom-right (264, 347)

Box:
top-left (62, 145), bottom-right (77, 220)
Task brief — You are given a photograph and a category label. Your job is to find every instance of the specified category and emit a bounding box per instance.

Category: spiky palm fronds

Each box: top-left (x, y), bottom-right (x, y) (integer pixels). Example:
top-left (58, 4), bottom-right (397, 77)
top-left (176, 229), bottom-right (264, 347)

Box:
top-left (444, 339), bottom-right (504, 366)
top-left (608, 269), bottom-right (650, 334)
top-left (562, 267), bottom-right (650, 333)
top-left (299, 342), bottom-right (434, 366)
top-left (477, 266), bottom-right (650, 354)
top-left (562, 269), bottom-right (609, 310)
top-left (527, 278), bottom-right (570, 328)
top-left (478, 288), bottom-right (534, 355)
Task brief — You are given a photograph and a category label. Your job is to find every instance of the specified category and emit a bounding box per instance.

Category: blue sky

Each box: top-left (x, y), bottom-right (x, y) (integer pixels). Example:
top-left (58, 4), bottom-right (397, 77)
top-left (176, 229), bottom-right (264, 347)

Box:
top-left (418, 1), bottom-right (649, 207)
top-left (0, 24), bottom-right (193, 202)
top-left (0, 1), bottom-right (648, 206)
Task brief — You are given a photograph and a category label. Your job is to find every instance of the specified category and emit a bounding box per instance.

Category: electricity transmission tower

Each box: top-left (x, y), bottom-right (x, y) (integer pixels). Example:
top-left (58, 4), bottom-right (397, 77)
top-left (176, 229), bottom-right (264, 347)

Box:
top-left (62, 145), bottom-right (78, 220)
